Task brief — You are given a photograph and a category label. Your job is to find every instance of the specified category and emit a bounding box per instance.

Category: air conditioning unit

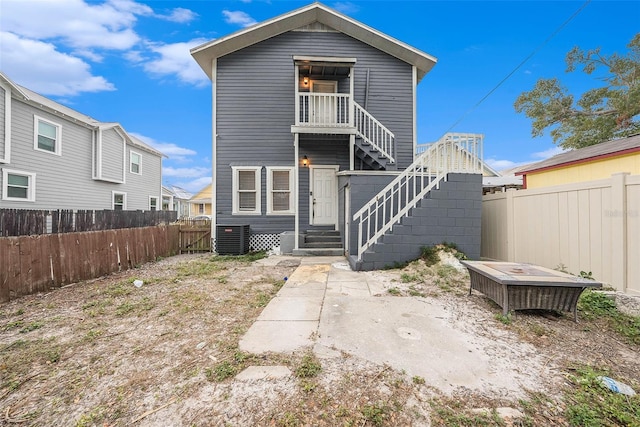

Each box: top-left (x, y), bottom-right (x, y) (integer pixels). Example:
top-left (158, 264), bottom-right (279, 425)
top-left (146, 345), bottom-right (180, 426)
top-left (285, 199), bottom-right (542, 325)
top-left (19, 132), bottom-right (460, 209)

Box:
top-left (216, 225), bottom-right (250, 255)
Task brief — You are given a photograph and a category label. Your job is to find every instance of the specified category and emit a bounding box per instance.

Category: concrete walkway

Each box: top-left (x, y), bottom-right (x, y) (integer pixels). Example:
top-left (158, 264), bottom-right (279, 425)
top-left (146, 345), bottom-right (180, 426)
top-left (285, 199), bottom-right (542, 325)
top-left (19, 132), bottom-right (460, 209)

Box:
top-left (240, 256), bottom-right (546, 395)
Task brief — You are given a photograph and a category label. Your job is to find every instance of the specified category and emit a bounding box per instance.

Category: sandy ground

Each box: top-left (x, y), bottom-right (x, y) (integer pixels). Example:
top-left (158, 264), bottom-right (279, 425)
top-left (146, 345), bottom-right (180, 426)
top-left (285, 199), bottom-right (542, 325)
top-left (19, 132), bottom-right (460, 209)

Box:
top-left (0, 252), bottom-right (638, 426)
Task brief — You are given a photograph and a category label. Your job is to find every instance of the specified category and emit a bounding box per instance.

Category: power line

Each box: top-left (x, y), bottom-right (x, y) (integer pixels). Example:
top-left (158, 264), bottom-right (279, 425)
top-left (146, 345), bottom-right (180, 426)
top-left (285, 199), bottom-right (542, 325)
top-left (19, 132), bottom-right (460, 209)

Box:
top-left (442, 0), bottom-right (592, 135)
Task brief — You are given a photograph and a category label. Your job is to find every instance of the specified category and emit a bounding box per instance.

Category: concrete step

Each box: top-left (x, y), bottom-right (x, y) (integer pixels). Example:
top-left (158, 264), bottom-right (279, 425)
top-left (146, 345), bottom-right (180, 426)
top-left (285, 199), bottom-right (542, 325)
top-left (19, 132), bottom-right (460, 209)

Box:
top-left (292, 248), bottom-right (345, 256)
top-left (306, 235), bottom-right (342, 243)
top-left (305, 230), bottom-right (340, 236)
top-left (302, 242), bottom-right (343, 249)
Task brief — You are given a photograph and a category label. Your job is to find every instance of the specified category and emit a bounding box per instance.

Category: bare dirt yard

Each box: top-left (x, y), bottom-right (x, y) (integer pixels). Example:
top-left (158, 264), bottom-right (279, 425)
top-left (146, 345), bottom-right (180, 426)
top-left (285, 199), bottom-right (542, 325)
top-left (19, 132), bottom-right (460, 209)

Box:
top-left (1, 251), bottom-right (638, 426)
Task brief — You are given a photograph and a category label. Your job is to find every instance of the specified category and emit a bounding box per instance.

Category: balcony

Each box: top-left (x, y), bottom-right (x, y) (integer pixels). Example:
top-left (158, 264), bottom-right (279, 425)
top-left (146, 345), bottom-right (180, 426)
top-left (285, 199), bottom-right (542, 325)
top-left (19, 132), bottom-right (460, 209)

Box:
top-left (293, 93), bottom-right (354, 134)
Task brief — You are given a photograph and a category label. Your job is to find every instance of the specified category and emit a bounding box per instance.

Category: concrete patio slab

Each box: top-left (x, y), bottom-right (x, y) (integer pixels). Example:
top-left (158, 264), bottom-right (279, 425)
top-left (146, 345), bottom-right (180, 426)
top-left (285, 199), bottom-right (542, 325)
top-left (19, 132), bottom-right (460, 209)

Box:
top-left (257, 296), bottom-right (324, 321)
top-left (239, 320), bottom-right (318, 354)
top-left (235, 366), bottom-right (292, 381)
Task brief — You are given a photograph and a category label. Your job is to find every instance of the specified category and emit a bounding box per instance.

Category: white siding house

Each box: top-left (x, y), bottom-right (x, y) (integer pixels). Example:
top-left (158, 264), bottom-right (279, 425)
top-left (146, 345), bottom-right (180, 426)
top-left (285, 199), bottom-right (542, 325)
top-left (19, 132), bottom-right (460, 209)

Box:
top-left (0, 72), bottom-right (165, 211)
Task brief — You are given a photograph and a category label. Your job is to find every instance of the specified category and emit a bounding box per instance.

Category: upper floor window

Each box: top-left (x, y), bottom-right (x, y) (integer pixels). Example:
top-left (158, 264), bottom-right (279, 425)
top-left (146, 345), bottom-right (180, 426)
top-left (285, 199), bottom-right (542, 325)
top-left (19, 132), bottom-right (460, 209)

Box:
top-left (198, 203), bottom-right (205, 214)
top-left (2, 168), bottom-right (36, 202)
top-left (34, 116), bottom-right (62, 155)
top-left (113, 192), bottom-right (126, 210)
top-left (130, 151), bottom-right (141, 174)
top-left (232, 166), bottom-right (261, 215)
top-left (266, 167), bottom-right (294, 215)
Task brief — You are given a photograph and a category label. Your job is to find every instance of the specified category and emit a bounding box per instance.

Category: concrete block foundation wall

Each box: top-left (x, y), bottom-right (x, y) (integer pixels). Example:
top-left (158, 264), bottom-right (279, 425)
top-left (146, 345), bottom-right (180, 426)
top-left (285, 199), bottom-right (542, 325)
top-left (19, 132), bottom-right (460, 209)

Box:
top-left (349, 173), bottom-right (482, 271)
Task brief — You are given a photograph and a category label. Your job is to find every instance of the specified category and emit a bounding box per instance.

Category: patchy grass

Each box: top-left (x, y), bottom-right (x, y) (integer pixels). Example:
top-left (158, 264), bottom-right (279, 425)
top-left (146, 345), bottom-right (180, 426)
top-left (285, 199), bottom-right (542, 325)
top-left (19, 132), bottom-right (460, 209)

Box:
top-left (564, 365), bottom-right (640, 427)
top-left (578, 290), bottom-right (640, 344)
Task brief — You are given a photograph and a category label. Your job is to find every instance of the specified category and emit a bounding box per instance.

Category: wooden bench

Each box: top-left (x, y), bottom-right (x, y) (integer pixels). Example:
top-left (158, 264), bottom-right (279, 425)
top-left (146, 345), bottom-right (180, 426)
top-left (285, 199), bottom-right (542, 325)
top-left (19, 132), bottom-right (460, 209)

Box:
top-left (461, 261), bottom-right (602, 321)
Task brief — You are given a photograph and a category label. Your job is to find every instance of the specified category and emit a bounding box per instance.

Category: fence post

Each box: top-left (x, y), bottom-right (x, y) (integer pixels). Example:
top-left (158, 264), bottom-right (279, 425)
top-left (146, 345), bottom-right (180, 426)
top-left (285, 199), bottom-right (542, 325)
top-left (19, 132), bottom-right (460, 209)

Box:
top-left (610, 172), bottom-right (629, 292)
top-left (506, 188), bottom-right (516, 262)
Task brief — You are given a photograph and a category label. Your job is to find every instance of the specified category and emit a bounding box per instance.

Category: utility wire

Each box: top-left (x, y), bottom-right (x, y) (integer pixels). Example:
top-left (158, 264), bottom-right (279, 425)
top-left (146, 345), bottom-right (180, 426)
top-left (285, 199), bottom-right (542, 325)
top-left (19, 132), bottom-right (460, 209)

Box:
top-left (442, 0), bottom-right (592, 135)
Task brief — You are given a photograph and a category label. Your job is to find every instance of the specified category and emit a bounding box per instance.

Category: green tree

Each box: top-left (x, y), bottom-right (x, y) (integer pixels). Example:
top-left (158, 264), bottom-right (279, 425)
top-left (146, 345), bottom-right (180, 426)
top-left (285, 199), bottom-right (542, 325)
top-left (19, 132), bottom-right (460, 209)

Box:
top-left (515, 33), bottom-right (640, 149)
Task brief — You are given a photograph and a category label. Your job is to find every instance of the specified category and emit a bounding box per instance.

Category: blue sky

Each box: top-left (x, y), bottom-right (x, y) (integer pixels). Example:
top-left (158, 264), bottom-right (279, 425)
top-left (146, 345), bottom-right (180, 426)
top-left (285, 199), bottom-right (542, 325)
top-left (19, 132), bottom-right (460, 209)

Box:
top-left (1, 0), bottom-right (638, 193)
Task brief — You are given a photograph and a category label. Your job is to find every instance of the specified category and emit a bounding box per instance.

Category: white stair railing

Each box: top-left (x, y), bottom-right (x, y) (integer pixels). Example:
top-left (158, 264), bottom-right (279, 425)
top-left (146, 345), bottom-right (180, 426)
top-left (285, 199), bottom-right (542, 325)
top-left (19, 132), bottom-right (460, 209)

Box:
top-left (354, 102), bottom-right (395, 164)
top-left (352, 133), bottom-right (484, 261)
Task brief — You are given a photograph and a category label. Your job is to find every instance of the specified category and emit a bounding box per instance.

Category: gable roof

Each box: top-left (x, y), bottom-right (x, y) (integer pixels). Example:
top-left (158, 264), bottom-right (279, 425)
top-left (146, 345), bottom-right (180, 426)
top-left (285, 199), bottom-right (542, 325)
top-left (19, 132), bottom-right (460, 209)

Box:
top-left (191, 2), bottom-right (437, 82)
top-left (517, 134), bottom-right (640, 175)
top-left (0, 71), bottom-right (165, 158)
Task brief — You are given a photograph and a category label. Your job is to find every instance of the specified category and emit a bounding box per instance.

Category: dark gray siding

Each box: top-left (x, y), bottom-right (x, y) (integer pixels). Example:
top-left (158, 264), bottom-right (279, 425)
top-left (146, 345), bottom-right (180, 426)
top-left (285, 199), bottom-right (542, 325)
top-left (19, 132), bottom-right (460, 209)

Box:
top-left (215, 29), bottom-right (414, 235)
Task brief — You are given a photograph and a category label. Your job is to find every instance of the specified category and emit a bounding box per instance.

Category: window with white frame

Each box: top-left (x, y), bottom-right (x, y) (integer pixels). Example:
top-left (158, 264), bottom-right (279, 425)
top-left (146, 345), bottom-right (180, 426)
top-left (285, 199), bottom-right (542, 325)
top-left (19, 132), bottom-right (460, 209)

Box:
top-left (266, 167), bottom-right (294, 214)
top-left (232, 166), bottom-right (261, 214)
top-left (130, 151), bottom-right (141, 174)
top-left (2, 169), bottom-right (36, 201)
top-left (113, 192), bottom-right (126, 210)
top-left (149, 196), bottom-right (158, 211)
top-left (198, 203), bottom-right (205, 214)
top-left (34, 116), bottom-right (61, 155)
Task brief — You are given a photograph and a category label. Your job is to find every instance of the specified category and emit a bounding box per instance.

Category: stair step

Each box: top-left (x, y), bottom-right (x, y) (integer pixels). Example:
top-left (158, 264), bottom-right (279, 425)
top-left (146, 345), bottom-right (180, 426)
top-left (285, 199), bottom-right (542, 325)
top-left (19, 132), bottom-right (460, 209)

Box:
top-left (293, 248), bottom-right (344, 256)
top-left (302, 242), bottom-right (343, 249)
top-left (305, 230), bottom-right (340, 236)
top-left (306, 235), bottom-right (341, 243)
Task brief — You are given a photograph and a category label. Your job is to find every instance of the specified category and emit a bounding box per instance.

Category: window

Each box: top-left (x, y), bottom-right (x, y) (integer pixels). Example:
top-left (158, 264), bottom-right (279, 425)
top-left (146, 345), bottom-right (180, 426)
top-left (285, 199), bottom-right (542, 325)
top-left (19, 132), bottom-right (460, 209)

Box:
top-left (113, 192), bottom-right (126, 210)
top-left (2, 169), bottom-right (36, 201)
top-left (130, 151), bottom-right (141, 174)
top-left (267, 167), bottom-right (295, 214)
top-left (149, 196), bottom-right (158, 211)
top-left (232, 166), bottom-right (261, 215)
top-left (198, 204), bottom-right (205, 214)
top-left (34, 116), bottom-right (61, 155)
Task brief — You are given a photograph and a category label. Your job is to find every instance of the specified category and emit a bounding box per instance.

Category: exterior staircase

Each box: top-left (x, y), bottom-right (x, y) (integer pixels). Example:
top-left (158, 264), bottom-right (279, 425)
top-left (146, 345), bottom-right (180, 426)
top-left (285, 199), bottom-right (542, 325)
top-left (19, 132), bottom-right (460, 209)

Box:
top-left (293, 229), bottom-right (343, 256)
top-left (353, 101), bottom-right (396, 170)
top-left (350, 133), bottom-right (484, 270)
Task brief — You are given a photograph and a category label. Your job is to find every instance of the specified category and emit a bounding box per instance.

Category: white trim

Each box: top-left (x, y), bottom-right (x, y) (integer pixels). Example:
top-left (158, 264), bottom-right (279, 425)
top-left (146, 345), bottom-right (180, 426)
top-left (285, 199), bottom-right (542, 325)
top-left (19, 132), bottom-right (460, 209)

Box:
top-left (266, 166), bottom-right (295, 215)
top-left (412, 65), bottom-right (417, 162)
top-left (294, 134), bottom-right (299, 250)
top-left (231, 166), bottom-right (262, 215)
top-left (130, 150), bottom-right (142, 175)
top-left (2, 168), bottom-right (36, 202)
top-left (0, 80), bottom-right (11, 163)
top-left (309, 165), bottom-right (339, 227)
top-left (112, 191), bottom-right (127, 210)
top-left (149, 195), bottom-right (159, 211)
top-left (33, 115), bottom-right (62, 156)
top-left (293, 55), bottom-right (357, 65)
top-left (211, 58), bottom-right (217, 237)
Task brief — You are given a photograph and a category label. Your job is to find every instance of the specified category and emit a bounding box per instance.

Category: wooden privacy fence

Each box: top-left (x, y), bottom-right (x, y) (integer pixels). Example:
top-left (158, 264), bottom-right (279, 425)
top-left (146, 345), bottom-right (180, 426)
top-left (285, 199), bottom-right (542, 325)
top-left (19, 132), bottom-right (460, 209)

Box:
top-left (0, 225), bottom-right (180, 303)
top-left (0, 209), bottom-right (178, 237)
top-left (178, 219), bottom-right (212, 253)
top-left (481, 173), bottom-right (639, 295)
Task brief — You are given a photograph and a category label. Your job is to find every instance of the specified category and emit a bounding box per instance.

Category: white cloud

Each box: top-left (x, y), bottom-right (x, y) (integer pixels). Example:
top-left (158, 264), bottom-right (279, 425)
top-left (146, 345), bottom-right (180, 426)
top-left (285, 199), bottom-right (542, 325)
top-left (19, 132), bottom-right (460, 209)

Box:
top-left (0, 0), bottom-right (146, 50)
top-left (531, 146), bottom-right (566, 160)
top-left (143, 39), bottom-right (210, 86)
top-left (0, 32), bottom-right (115, 96)
top-left (332, 2), bottom-right (360, 14)
top-left (164, 167), bottom-right (211, 178)
top-left (485, 158), bottom-right (523, 172)
top-left (159, 8), bottom-right (198, 24)
top-left (129, 132), bottom-right (198, 160)
top-left (222, 10), bottom-right (257, 27)
top-left (175, 176), bottom-right (212, 193)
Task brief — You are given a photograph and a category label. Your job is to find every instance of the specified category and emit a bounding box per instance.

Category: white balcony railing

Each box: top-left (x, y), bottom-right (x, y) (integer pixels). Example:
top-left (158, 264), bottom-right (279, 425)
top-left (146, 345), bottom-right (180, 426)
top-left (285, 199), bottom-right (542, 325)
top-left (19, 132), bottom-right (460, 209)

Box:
top-left (296, 93), bottom-right (351, 128)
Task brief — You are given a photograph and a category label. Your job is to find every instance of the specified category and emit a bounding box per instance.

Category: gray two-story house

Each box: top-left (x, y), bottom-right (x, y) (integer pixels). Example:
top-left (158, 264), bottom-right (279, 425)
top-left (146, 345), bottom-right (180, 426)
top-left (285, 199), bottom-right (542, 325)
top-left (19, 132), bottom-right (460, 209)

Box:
top-left (0, 72), bottom-right (164, 211)
top-left (191, 3), bottom-right (483, 270)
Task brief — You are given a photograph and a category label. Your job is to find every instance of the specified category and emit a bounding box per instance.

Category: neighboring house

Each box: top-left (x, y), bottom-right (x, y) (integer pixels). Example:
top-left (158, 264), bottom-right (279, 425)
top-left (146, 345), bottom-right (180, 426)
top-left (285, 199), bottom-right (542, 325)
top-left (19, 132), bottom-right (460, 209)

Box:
top-left (188, 183), bottom-right (212, 217)
top-left (0, 72), bottom-right (165, 210)
top-left (162, 185), bottom-right (192, 218)
top-left (190, 3), bottom-right (483, 269)
top-left (516, 134), bottom-right (640, 189)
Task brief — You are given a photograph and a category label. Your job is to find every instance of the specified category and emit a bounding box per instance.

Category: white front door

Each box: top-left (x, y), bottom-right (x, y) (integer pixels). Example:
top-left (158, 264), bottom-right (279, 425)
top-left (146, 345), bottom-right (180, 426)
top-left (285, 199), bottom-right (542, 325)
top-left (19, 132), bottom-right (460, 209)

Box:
top-left (310, 166), bottom-right (338, 226)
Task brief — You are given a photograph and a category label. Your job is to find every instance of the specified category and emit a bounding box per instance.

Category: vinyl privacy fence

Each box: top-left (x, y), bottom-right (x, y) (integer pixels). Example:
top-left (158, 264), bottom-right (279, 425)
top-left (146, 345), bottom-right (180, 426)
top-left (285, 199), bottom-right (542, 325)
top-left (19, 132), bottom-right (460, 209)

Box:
top-left (482, 172), bottom-right (639, 295)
